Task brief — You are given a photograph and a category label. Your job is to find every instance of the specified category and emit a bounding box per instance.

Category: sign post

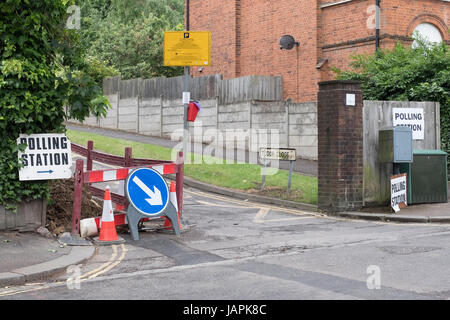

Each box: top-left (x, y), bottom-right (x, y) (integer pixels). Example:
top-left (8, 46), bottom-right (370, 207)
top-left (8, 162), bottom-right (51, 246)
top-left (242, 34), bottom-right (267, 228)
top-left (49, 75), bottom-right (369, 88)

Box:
top-left (125, 167), bottom-right (180, 240)
top-left (17, 133), bottom-right (72, 181)
top-left (259, 148), bottom-right (297, 195)
top-left (164, 30), bottom-right (211, 166)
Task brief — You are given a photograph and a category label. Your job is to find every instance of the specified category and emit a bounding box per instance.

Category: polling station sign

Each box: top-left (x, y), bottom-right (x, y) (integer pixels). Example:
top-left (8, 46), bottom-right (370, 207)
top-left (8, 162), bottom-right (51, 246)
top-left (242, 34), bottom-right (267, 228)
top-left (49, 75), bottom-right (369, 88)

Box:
top-left (392, 108), bottom-right (424, 140)
top-left (390, 173), bottom-right (407, 213)
top-left (17, 133), bottom-right (72, 181)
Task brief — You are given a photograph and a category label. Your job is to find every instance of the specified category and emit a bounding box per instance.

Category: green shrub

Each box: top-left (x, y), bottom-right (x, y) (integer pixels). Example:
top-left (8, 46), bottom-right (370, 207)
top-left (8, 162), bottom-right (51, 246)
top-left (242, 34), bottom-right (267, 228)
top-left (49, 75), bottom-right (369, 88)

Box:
top-left (0, 0), bottom-right (109, 210)
top-left (334, 40), bottom-right (450, 166)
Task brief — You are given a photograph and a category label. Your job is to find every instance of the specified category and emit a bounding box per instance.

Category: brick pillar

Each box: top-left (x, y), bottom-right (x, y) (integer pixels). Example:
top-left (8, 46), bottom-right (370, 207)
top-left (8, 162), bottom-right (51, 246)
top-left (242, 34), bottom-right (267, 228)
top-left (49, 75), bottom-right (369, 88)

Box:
top-left (317, 80), bottom-right (363, 212)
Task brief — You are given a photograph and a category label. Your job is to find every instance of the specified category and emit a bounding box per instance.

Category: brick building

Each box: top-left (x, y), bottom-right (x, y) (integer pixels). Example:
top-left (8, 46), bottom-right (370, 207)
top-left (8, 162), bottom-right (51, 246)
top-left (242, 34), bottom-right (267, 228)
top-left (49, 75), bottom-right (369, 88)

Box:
top-left (188, 0), bottom-right (450, 102)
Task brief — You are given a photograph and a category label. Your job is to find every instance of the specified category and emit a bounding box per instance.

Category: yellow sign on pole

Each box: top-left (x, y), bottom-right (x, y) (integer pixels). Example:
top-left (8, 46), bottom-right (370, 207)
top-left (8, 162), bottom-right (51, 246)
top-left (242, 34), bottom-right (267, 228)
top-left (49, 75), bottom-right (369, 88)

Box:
top-left (164, 31), bottom-right (211, 67)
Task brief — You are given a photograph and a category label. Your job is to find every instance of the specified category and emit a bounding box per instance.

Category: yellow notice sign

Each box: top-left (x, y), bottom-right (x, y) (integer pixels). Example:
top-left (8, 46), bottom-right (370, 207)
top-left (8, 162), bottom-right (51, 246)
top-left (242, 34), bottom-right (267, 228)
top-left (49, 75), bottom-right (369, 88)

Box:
top-left (164, 31), bottom-right (211, 67)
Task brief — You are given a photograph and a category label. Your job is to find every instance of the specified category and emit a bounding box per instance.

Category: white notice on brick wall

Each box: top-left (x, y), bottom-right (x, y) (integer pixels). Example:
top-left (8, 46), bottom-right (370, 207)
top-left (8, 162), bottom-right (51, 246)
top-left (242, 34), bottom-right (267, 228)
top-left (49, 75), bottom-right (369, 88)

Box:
top-left (346, 93), bottom-right (356, 106)
top-left (392, 108), bottom-right (424, 140)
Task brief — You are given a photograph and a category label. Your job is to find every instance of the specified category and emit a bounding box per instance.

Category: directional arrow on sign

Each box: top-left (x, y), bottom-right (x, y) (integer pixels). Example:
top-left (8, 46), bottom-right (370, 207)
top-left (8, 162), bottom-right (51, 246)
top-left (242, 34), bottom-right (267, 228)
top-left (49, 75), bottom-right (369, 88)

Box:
top-left (132, 176), bottom-right (163, 206)
top-left (37, 170), bottom-right (54, 174)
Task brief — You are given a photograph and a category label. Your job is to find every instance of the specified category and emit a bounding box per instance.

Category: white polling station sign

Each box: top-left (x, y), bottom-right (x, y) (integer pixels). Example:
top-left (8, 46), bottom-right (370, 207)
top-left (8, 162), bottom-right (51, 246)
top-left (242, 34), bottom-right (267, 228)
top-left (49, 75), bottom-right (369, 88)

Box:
top-left (392, 108), bottom-right (424, 140)
top-left (17, 133), bottom-right (72, 181)
top-left (390, 173), bottom-right (407, 212)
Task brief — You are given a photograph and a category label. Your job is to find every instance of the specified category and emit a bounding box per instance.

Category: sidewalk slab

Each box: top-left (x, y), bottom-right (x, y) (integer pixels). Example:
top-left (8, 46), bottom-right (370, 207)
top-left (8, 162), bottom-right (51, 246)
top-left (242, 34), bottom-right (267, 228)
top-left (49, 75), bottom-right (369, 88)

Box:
top-left (12, 246), bottom-right (95, 283)
top-left (0, 244), bottom-right (95, 287)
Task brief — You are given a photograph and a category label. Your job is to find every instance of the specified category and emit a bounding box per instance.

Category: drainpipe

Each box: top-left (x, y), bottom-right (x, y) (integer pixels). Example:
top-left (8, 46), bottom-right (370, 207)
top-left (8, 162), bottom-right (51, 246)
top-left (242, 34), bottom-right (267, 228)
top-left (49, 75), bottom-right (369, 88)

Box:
top-left (186, 0), bottom-right (190, 31)
top-left (376, 0), bottom-right (380, 51)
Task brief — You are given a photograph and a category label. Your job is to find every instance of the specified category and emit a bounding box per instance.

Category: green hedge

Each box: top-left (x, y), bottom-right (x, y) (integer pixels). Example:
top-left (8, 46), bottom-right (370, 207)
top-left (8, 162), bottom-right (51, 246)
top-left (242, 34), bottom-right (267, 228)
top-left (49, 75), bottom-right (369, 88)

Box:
top-left (0, 0), bottom-right (109, 210)
top-left (334, 40), bottom-right (450, 171)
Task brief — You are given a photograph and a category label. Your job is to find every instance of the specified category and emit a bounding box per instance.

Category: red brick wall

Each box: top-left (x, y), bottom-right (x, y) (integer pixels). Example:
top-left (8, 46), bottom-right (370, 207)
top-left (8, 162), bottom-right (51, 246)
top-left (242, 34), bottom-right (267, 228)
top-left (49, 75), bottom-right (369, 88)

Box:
top-left (189, 0), bottom-right (238, 79)
top-left (190, 0), bottom-right (322, 102)
top-left (189, 0), bottom-right (449, 102)
top-left (321, 0), bottom-right (450, 81)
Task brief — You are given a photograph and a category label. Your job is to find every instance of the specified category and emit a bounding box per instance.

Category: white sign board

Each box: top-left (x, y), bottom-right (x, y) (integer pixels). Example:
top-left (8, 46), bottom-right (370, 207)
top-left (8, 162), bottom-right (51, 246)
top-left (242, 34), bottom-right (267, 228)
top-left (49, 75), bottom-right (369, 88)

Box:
top-left (392, 108), bottom-right (424, 140)
top-left (346, 93), bottom-right (356, 106)
top-left (182, 92), bottom-right (190, 104)
top-left (390, 173), bottom-right (407, 212)
top-left (17, 133), bottom-right (72, 181)
top-left (259, 148), bottom-right (296, 161)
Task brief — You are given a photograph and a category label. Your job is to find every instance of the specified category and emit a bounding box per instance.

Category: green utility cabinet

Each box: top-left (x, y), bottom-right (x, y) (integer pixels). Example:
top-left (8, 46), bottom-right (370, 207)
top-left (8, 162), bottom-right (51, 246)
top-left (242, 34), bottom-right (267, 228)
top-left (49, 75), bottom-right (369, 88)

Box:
top-left (399, 150), bottom-right (448, 204)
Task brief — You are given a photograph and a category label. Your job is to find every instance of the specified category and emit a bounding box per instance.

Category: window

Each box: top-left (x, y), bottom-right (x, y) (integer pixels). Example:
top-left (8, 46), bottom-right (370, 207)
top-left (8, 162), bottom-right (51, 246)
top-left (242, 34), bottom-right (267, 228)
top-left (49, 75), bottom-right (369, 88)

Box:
top-left (412, 23), bottom-right (443, 47)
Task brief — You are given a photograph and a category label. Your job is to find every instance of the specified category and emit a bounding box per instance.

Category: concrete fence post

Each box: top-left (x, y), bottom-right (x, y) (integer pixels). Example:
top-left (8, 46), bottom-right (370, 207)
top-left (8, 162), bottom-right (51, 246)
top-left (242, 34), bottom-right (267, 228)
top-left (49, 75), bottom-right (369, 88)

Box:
top-left (137, 78), bottom-right (142, 134)
top-left (116, 78), bottom-right (120, 129)
top-left (285, 100), bottom-right (290, 148)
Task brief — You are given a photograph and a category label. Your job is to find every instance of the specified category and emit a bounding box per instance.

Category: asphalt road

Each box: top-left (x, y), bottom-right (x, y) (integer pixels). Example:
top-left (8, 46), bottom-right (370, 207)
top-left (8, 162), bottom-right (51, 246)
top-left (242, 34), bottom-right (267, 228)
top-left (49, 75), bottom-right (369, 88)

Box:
top-left (1, 154), bottom-right (450, 301)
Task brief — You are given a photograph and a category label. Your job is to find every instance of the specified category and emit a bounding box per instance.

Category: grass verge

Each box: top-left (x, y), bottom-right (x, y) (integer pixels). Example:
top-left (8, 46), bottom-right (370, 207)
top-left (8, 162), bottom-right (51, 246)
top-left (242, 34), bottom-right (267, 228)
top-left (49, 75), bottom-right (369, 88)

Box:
top-left (67, 129), bottom-right (318, 205)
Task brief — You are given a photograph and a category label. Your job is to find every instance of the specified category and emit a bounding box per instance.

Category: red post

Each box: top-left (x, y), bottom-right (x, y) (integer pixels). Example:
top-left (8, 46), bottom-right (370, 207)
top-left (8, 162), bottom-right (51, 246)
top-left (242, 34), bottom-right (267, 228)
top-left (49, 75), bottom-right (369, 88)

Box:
top-left (125, 147), bottom-right (132, 167)
top-left (87, 140), bottom-right (94, 171)
top-left (176, 151), bottom-right (184, 218)
top-left (72, 159), bottom-right (84, 235)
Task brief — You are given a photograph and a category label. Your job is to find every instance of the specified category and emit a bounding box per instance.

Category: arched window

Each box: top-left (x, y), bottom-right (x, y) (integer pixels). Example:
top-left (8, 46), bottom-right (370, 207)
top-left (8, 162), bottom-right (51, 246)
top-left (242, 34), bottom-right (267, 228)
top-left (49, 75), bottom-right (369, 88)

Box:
top-left (412, 23), bottom-right (443, 47)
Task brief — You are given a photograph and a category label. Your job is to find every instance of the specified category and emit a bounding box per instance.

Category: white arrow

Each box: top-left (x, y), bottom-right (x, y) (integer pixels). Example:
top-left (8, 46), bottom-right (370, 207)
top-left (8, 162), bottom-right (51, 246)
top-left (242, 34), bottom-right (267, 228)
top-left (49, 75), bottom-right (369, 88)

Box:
top-left (132, 176), bottom-right (163, 206)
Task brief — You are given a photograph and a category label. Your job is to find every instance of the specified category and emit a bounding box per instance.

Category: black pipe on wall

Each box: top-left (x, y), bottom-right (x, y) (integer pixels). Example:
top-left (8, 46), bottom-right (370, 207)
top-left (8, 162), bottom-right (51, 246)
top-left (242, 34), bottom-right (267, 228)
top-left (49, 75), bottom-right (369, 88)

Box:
top-left (376, 0), bottom-right (380, 51)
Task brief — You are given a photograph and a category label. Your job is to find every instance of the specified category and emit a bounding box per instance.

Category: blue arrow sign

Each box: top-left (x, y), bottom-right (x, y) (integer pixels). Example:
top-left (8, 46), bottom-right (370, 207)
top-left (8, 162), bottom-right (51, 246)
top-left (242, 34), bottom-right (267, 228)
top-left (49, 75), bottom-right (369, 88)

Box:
top-left (125, 168), bottom-right (169, 216)
top-left (37, 170), bottom-right (54, 174)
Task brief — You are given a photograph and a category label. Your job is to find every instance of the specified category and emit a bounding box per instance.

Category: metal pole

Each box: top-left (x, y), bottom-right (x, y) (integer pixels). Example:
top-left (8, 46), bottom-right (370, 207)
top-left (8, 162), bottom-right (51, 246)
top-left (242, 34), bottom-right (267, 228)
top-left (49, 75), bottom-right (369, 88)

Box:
top-left (183, 67), bottom-right (189, 161)
top-left (375, 0), bottom-right (380, 52)
top-left (287, 160), bottom-right (294, 196)
top-left (261, 160), bottom-right (267, 191)
top-left (183, 0), bottom-right (190, 161)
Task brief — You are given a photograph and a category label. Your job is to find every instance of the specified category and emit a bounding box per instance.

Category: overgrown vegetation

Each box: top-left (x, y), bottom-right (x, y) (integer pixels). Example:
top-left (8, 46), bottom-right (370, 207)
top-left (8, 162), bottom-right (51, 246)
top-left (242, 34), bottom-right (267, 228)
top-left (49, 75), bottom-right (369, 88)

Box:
top-left (333, 39), bottom-right (450, 164)
top-left (0, 0), bottom-right (110, 209)
top-left (78, 0), bottom-right (185, 79)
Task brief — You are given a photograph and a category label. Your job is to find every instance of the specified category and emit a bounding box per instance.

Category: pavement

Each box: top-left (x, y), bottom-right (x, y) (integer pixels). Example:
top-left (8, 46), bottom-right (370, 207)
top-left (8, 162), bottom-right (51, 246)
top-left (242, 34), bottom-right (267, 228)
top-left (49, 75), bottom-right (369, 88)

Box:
top-left (0, 232), bottom-right (95, 287)
top-left (0, 123), bottom-right (447, 288)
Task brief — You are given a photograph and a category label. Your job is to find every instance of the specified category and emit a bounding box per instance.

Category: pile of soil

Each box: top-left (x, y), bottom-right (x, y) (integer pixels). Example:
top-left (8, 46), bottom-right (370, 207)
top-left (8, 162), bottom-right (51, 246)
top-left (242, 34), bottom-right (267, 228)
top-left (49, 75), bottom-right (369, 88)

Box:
top-left (46, 179), bottom-right (103, 235)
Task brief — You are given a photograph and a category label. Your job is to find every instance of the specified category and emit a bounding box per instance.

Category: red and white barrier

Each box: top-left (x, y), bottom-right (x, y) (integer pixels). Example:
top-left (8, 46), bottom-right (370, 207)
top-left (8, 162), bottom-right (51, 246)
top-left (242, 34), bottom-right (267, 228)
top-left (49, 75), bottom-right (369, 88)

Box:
top-left (84, 163), bottom-right (176, 183)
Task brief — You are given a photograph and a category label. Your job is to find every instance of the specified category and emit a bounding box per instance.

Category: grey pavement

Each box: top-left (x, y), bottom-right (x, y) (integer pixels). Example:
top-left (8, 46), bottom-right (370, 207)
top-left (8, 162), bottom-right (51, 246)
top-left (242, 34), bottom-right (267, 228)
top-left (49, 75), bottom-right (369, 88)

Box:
top-left (0, 232), bottom-right (95, 287)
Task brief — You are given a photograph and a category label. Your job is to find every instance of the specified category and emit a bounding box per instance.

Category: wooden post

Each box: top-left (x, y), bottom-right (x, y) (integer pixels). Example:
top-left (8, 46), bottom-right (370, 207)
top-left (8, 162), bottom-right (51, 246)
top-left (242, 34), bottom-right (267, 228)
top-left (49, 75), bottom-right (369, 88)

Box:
top-left (87, 140), bottom-right (94, 171)
top-left (125, 147), bottom-right (132, 167)
top-left (72, 159), bottom-right (84, 235)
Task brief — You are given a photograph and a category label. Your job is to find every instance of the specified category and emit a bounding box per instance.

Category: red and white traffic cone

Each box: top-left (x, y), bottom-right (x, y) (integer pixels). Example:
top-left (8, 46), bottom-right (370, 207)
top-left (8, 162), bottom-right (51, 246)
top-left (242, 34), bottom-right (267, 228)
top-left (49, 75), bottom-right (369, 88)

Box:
top-left (93, 186), bottom-right (125, 245)
top-left (163, 181), bottom-right (182, 230)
